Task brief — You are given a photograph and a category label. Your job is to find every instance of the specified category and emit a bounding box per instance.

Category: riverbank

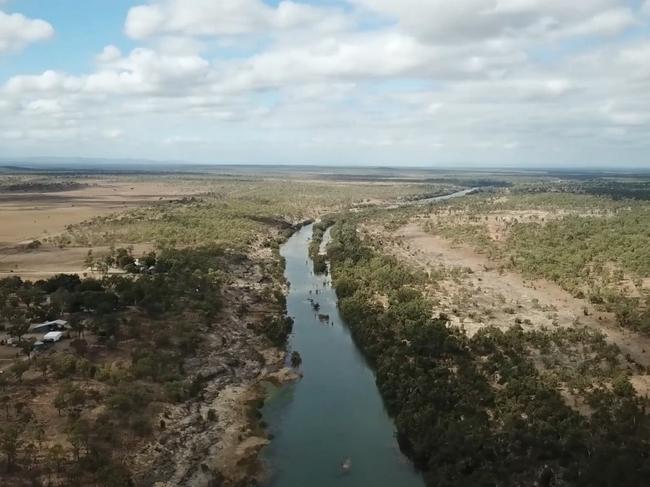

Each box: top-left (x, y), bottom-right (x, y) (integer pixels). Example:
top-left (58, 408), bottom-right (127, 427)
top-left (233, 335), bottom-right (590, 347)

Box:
top-left (127, 247), bottom-right (301, 486)
top-left (326, 216), bottom-right (650, 486)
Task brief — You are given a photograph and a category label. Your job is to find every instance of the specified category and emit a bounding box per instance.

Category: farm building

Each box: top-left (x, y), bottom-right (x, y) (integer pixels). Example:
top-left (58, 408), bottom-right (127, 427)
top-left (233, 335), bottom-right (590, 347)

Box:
top-left (29, 319), bottom-right (69, 334)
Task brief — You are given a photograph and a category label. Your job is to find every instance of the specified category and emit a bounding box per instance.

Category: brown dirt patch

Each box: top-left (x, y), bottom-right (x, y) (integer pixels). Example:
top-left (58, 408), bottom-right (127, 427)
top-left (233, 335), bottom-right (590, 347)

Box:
top-left (0, 179), bottom-right (209, 247)
top-left (0, 243), bottom-right (152, 281)
top-left (378, 221), bottom-right (650, 369)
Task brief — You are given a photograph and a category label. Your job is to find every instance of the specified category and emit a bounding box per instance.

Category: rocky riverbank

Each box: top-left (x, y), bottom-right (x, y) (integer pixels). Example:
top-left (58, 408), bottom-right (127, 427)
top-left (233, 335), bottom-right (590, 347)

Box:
top-left (129, 248), bottom-right (299, 487)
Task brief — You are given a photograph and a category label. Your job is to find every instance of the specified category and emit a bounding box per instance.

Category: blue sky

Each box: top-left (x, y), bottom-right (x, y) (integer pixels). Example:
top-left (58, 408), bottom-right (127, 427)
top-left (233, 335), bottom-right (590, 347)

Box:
top-left (1, 0), bottom-right (649, 167)
top-left (0, 1), bottom-right (137, 76)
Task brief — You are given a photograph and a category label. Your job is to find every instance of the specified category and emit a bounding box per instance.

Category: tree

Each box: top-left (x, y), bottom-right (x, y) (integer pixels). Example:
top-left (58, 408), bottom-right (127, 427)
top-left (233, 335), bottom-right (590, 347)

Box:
top-left (96, 260), bottom-right (109, 276)
top-left (47, 443), bottom-right (65, 473)
top-left (17, 286), bottom-right (46, 310)
top-left (53, 391), bottom-right (66, 416)
top-left (290, 351), bottom-right (302, 368)
top-left (8, 318), bottom-right (30, 343)
top-left (11, 360), bottom-right (29, 382)
top-left (84, 249), bottom-right (94, 269)
top-left (141, 251), bottom-right (156, 267)
top-left (36, 357), bottom-right (50, 377)
top-left (115, 248), bottom-right (135, 269)
top-left (69, 315), bottom-right (86, 338)
top-left (0, 395), bottom-right (9, 420)
top-left (0, 424), bottom-right (22, 471)
top-left (54, 383), bottom-right (87, 417)
top-left (22, 441), bottom-right (37, 471)
top-left (67, 419), bottom-right (91, 461)
top-left (20, 338), bottom-right (35, 360)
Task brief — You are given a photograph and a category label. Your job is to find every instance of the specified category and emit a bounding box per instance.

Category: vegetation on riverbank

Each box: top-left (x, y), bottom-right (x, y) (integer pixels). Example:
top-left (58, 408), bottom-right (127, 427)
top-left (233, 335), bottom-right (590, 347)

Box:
top-left (4, 169), bottom-right (650, 485)
top-left (0, 240), bottom-right (293, 485)
top-left (423, 186), bottom-right (650, 334)
top-left (308, 216), bottom-right (337, 274)
top-left (328, 217), bottom-right (650, 487)
top-left (0, 174), bottom-right (435, 485)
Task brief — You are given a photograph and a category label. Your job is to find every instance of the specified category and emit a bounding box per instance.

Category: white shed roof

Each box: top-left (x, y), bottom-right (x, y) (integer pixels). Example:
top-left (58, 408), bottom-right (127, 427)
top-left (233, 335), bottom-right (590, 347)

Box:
top-left (43, 331), bottom-right (64, 341)
top-left (29, 319), bottom-right (68, 331)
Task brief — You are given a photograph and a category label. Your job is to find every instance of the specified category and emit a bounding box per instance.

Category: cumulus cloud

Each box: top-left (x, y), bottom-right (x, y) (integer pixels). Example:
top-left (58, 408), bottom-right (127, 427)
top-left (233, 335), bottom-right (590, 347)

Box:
top-left (125, 0), bottom-right (350, 39)
top-left (351, 0), bottom-right (635, 42)
top-left (87, 48), bottom-right (211, 94)
top-left (557, 7), bottom-right (637, 38)
top-left (1, 0), bottom-right (650, 166)
top-left (0, 10), bottom-right (54, 53)
top-left (5, 48), bottom-right (211, 96)
top-left (5, 70), bottom-right (81, 94)
top-left (96, 45), bottom-right (122, 63)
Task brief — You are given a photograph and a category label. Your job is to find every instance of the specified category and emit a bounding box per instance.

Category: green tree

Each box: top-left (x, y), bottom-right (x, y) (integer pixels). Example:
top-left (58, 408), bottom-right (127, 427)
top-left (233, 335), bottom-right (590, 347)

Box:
top-left (0, 424), bottom-right (22, 471)
top-left (11, 360), bottom-right (29, 382)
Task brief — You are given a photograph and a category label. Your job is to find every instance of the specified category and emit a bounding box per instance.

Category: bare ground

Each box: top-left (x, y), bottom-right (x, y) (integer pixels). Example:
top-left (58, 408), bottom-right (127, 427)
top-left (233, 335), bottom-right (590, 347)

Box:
top-left (0, 243), bottom-right (153, 280)
top-left (0, 179), bottom-right (208, 246)
top-left (0, 179), bottom-right (207, 280)
top-left (366, 222), bottom-right (650, 393)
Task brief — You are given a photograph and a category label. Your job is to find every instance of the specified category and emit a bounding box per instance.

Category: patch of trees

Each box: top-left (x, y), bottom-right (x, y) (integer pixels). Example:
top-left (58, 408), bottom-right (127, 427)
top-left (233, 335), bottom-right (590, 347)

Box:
top-left (308, 217), bottom-right (336, 275)
top-left (0, 180), bottom-right (86, 193)
top-left (259, 316), bottom-right (294, 346)
top-left (513, 179), bottom-right (650, 201)
top-left (504, 211), bottom-right (650, 332)
top-left (426, 192), bottom-right (650, 334)
top-left (0, 245), bottom-right (242, 483)
top-left (328, 218), bottom-right (650, 486)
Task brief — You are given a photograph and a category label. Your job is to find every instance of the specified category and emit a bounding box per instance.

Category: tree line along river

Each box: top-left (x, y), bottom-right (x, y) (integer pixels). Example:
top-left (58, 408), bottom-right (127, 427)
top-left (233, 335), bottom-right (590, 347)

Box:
top-left (261, 189), bottom-right (475, 486)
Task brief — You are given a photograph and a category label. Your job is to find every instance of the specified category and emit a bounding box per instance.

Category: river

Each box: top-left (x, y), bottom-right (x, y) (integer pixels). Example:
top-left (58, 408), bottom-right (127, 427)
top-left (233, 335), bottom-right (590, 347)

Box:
top-left (261, 188), bottom-right (478, 485)
top-left (261, 224), bottom-right (424, 487)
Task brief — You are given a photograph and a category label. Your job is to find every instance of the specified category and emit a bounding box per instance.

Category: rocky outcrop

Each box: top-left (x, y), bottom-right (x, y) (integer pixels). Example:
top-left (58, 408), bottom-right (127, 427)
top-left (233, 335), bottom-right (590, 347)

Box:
top-left (129, 254), bottom-right (297, 487)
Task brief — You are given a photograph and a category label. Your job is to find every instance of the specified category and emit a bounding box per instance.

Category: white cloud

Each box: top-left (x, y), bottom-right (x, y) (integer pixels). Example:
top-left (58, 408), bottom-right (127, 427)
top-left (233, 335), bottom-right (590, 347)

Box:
top-left (96, 45), bottom-right (122, 63)
top-left (2, 0), bottom-right (650, 166)
top-left (217, 32), bottom-right (433, 92)
top-left (558, 7), bottom-right (636, 38)
top-left (5, 70), bottom-right (81, 94)
top-left (86, 48), bottom-right (211, 94)
top-left (351, 0), bottom-right (634, 42)
top-left (24, 98), bottom-right (63, 116)
top-left (0, 10), bottom-right (54, 53)
top-left (5, 48), bottom-right (211, 96)
top-left (213, 30), bottom-right (530, 95)
top-left (602, 102), bottom-right (650, 126)
top-left (125, 0), bottom-right (350, 39)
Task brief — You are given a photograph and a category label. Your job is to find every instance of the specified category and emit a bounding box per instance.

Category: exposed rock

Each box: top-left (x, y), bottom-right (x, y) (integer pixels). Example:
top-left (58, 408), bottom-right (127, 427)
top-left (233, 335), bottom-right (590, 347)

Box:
top-left (129, 252), bottom-right (290, 487)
